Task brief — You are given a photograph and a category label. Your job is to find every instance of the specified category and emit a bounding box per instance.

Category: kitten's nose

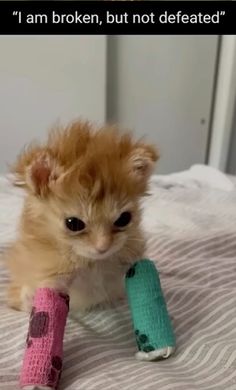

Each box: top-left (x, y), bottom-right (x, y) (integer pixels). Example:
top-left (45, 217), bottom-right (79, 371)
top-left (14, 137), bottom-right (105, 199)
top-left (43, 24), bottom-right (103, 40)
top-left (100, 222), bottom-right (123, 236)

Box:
top-left (94, 236), bottom-right (111, 254)
top-left (96, 246), bottom-right (108, 254)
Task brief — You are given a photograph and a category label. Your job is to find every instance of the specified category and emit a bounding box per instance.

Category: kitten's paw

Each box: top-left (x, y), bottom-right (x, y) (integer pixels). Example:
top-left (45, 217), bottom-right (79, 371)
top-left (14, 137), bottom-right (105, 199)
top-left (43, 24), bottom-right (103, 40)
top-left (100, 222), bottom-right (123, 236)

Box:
top-left (135, 346), bottom-right (175, 361)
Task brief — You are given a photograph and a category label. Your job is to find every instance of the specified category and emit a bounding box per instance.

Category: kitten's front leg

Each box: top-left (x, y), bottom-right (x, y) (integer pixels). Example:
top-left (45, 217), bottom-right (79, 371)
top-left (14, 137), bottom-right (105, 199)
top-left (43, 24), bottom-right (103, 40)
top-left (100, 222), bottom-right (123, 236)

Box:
top-left (20, 286), bottom-right (35, 312)
top-left (7, 284), bottom-right (34, 312)
top-left (20, 288), bottom-right (69, 390)
top-left (23, 386), bottom-right (51, 390)
top-left (8, 271), bottom-right (73, 313)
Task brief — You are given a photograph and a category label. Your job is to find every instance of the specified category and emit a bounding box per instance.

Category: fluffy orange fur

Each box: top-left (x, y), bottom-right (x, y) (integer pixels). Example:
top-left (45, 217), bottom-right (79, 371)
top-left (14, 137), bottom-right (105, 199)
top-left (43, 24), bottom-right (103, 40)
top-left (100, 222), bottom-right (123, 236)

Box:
top-left (6, 120), bottom-right (158, 312)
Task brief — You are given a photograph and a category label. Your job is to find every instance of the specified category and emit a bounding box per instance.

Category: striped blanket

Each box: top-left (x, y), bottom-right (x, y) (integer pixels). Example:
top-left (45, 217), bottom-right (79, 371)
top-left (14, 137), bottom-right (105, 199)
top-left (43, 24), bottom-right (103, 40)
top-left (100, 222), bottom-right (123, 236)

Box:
top-left (0, 165), bottom-right (236, 390)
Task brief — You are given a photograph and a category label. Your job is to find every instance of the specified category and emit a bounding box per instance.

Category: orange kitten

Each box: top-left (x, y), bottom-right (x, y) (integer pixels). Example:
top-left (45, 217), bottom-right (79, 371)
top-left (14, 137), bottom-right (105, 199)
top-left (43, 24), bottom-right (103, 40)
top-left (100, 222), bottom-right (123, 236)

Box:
top-left (6, 121), bottom-right (158, 313)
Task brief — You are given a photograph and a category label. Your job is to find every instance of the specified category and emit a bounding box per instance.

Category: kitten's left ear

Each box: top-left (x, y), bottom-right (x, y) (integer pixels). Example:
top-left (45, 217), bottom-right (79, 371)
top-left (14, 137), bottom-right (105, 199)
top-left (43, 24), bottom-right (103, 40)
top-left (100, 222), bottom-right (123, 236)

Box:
top-left (128, 143), bottom-right (159, 181)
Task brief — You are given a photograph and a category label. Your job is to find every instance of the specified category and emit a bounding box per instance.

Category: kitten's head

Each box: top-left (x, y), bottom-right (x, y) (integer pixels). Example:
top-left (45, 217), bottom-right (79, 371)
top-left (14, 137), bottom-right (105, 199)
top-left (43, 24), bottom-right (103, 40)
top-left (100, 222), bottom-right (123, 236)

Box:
top-left (13, 121), bottom-right (158, 263)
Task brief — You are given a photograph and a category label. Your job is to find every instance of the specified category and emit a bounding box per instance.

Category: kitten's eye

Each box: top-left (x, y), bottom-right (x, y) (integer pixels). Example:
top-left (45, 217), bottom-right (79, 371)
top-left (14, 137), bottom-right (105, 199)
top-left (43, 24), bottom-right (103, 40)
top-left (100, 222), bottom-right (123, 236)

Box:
top-left (114, 212), bottom-right (132, 228)
top-left (65, 217), bottom-right (85, 232)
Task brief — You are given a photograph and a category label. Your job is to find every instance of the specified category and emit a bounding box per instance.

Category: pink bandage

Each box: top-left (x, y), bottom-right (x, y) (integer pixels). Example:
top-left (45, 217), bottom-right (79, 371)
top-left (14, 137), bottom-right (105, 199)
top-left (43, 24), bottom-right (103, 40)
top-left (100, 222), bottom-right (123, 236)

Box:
top-left (20, 288), bottom-right (69, 389)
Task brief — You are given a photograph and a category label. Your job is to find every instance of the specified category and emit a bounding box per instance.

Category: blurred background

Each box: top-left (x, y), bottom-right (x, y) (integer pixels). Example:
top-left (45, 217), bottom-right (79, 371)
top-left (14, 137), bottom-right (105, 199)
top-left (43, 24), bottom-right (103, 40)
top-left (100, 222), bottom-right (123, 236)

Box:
top-left (0, 35), bottom-right (235, 175)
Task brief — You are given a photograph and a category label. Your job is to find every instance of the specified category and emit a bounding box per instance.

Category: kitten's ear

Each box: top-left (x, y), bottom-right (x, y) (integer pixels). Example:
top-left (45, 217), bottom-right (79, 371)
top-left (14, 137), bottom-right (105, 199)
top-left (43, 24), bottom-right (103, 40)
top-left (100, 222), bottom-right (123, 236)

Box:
top-left (128, 143), bottom-right (159, 182)
top-left (26, 152), bottom-right (63, 196)
top-left (12, 148), bottom-right (63, 197)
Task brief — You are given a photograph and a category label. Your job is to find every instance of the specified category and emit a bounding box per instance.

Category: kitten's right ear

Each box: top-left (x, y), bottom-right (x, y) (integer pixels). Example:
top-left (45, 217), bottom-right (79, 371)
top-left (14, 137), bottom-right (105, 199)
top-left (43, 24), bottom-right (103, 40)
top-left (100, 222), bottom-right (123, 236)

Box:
top-left (12, 147), bottom-right (62, 197)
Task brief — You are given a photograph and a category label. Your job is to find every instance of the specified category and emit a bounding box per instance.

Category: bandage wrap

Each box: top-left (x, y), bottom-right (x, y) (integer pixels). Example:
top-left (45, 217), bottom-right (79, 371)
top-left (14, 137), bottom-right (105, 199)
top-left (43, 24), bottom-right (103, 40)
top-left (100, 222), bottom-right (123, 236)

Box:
top-left (20, 288), bottom-right (69, 389)
top-left (125, 259), bottom-right (175, 354)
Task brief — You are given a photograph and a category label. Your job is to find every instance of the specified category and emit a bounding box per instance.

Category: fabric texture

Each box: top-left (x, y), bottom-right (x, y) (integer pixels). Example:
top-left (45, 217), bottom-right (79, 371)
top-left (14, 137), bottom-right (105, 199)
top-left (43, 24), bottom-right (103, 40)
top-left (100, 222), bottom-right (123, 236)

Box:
top-left (0, 165), bottom-right (236, 390)
top-left (20, 289), bottom-right (69, 389)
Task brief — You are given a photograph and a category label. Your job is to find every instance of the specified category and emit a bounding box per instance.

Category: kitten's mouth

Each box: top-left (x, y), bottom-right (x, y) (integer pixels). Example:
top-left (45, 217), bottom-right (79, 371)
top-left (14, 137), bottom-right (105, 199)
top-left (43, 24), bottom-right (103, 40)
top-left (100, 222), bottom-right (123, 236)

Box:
top-left (88, 246), bottom-right (121, 260)
top-left (73, 244), bottom-right (123, 261)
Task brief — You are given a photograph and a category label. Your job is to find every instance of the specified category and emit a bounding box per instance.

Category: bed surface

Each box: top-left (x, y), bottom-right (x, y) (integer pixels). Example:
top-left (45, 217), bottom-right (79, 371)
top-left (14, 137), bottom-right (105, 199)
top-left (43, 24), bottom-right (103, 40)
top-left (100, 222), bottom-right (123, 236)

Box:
top-left (0, 165), bottom-right (236, 390)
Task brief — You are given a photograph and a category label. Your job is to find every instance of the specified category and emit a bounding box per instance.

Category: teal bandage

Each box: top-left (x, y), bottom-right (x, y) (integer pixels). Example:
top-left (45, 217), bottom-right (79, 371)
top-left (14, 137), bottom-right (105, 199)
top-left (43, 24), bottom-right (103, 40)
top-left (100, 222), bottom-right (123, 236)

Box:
top-left (125, 259), bottom-right (176, 361)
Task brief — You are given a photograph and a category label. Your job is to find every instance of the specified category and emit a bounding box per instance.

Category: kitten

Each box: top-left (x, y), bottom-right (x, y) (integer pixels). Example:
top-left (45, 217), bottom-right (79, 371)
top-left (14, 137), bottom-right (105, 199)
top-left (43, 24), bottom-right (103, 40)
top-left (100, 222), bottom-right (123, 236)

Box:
top-left (6, 120), bottom-right (158, 313)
